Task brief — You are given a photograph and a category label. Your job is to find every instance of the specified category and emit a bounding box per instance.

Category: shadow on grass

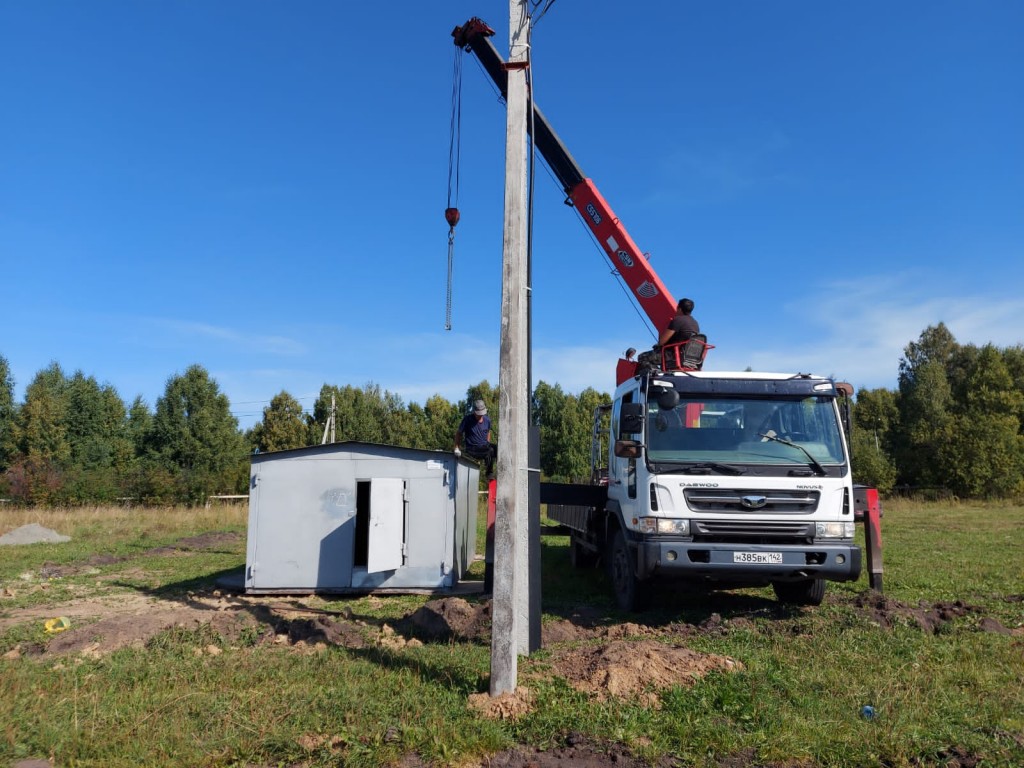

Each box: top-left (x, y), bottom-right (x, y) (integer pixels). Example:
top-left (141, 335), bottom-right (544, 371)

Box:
top-left (343, 643), bottom-right (489, 695)
top-left (537, 537), bottom-right (805, 628)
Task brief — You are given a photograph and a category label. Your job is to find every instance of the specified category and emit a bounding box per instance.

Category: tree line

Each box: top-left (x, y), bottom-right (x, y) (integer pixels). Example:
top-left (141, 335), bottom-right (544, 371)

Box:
top-left (1, 323), bottom-right (1021, 505)
top-left (850, 323), bottom-right (1024, 498)
top-left (0, 357), bottom-right (609, 505)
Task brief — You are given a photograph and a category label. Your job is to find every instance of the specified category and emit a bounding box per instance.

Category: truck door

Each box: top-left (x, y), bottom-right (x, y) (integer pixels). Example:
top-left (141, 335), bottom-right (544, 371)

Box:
top-left (610, 389), bottom-right (640, 523)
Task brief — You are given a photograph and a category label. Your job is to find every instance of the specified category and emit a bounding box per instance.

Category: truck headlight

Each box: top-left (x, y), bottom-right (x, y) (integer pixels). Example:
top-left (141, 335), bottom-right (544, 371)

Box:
top-left (638, 517), bottom-right (690, 535)
top-left (816, 522), bottom-right (855, 538)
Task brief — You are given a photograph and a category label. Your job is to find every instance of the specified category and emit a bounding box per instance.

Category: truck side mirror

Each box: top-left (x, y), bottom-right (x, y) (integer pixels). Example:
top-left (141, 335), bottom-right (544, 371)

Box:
top-left (614, 440), bottom-right (641, 458)
top-left (620, 402), bottom-right (644, 437)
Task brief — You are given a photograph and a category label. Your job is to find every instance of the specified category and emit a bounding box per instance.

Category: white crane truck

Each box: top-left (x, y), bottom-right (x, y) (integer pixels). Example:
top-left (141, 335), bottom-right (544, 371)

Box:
top-left (550, 371), bottom-right (869, 610)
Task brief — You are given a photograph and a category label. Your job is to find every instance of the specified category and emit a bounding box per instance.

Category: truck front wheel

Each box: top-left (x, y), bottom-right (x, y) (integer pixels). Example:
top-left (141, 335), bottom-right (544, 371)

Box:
top-left (772, 577), bottom-right (826, 606)
top-left (608, 529), bottom-right (649, 612)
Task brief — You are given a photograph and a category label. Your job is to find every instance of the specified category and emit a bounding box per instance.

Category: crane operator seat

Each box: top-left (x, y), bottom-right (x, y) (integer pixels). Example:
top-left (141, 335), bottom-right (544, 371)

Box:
top-left (661, 333), bottom-right (710, 372)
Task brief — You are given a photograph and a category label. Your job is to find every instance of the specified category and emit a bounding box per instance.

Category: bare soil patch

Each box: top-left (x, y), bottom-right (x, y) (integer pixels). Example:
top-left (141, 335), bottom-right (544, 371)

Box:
top-left (851, 593), bottom-right (1019, 638)
top-left (545, 639), bottom-right (742, 705)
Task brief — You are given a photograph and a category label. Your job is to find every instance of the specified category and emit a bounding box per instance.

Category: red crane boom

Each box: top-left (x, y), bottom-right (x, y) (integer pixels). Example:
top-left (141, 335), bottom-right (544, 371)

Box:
top-left (453, 18), bottom-right (678, 334)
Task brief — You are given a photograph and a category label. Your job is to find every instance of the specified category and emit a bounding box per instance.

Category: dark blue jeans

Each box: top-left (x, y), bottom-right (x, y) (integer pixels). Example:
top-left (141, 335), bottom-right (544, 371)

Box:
top-left (464, 442), bottom-right (496, 476)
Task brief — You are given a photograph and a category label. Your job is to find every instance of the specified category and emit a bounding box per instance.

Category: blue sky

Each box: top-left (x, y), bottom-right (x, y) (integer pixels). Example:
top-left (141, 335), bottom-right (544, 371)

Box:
top-left (2, 1), bottom-right (1022, 429)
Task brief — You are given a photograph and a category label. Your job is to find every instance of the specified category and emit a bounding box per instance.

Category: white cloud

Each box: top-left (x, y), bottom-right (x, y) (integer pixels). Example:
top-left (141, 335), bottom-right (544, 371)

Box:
top-left (155, 318), bottom-right (308, 355)
top-left (726, 272), bottom-right (1024, 390)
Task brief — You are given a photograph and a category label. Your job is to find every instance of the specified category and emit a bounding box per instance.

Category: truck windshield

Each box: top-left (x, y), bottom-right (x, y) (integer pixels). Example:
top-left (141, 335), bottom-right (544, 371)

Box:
top-left (646, 395), bottom-right (847, 469)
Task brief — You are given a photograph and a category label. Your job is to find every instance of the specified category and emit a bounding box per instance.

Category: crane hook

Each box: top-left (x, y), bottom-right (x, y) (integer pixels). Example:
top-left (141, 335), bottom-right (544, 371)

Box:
top-left (445, 207), bottom-right (461, 331)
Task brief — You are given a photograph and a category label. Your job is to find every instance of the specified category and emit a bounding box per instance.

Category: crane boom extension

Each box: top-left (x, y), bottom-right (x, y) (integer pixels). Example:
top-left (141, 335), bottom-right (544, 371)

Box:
top-left (453, 18), bottom-right (678, 333)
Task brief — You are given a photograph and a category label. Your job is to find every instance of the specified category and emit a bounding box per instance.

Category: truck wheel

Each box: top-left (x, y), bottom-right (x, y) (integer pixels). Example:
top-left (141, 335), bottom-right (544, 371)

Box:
top-left (772, 578), bottom-right (826, 606)
top-left (608, 529), bottom-right (649, 612)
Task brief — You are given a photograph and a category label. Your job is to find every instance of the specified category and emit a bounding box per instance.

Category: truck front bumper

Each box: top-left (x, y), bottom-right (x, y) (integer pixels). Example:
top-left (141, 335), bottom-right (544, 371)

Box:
top-left (634, 539), bottom-right (861, 583)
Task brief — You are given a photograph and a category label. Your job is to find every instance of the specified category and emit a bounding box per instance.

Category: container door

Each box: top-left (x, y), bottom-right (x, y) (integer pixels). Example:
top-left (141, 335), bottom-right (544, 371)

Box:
top-left (244, 466), bottom-right (260, 589)
top-left (367, 478), bottom-right (405, 573)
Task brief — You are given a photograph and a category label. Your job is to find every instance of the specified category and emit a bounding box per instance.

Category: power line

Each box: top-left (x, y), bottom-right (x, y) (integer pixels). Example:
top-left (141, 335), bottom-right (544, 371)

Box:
top-left (530, 0), bottom-right (557, 26)
top-left (230, 394), bottom-right (319, 405)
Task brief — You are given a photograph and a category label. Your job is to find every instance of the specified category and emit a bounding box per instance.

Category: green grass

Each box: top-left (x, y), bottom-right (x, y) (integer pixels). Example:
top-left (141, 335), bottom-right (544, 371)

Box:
top-left (1, 500), bottom-right (1023, 767)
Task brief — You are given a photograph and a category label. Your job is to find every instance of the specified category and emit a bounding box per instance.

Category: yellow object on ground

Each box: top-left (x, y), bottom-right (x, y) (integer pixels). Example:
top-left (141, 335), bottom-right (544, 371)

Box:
top-left (44, 616), bottom-right (71, 633)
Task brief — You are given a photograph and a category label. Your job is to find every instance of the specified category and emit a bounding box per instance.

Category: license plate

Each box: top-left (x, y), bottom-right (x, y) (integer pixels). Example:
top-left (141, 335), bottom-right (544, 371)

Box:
top-left (734, 551), bottom-right (783, 564)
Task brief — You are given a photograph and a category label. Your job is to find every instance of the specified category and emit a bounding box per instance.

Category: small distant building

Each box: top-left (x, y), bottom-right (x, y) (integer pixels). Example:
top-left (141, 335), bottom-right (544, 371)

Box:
top-left (244, 442), bottom-right (479, 593)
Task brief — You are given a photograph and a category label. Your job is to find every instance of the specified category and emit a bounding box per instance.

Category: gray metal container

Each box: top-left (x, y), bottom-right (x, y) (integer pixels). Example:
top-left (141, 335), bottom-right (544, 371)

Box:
top-left (244, 442), bottom-right (478, 593)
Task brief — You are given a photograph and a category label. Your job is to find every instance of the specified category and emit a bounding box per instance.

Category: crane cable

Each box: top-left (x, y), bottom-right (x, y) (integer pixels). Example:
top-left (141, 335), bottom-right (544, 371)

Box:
top-left (444, 45), bottom-right (464, 331)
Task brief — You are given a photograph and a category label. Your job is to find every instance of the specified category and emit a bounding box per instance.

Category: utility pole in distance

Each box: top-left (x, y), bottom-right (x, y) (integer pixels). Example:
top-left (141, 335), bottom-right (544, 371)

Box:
top-left (490, 0), bottom-right (530, 697)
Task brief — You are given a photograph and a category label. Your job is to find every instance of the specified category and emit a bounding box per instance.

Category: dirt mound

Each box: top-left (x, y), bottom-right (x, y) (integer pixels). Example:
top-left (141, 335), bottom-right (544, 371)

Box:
top-left (48, 610), bottom-right (194, 657)
top-left (548, 639), bottom-right (742, 704)
top-left (541, 614), bottom-right (751, 648)
top-left (397, 597), bottom-right (491, 642)
top-left (277, 614), bottom-right (369, 649)
top-left (541, 619), bottom-right (589, 645)
top-left (977, 617), bottom-right (1024, 636)
top-left (853, 592), bottom-right (977, 633)
top-left (467, 686), bottom-right (534, 721)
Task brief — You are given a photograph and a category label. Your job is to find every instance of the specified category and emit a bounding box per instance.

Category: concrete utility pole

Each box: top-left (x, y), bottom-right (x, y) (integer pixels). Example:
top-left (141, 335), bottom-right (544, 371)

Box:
top-left (490, 0), bottom-right (530, 697)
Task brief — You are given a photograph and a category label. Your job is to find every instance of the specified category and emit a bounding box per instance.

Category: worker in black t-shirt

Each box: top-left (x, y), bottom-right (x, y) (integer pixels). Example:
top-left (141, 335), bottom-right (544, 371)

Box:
top-left (658, 298), bottom-right (700, 347)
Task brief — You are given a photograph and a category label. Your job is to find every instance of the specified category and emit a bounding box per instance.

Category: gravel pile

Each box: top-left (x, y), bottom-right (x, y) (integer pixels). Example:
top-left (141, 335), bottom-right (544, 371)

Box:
top-left (0, 523), bottom-right (72, 546)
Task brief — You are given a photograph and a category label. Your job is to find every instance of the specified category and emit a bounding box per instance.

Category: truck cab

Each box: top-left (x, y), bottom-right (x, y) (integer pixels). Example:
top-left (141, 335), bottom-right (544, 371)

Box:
top-left (599, 370), bottom-right (861, 610)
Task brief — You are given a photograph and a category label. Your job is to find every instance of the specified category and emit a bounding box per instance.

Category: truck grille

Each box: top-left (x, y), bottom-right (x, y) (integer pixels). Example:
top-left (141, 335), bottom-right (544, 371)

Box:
top-left (684, 488), bottom-right (819, 514)
top-left (691, 520), bottom-right (814, 542)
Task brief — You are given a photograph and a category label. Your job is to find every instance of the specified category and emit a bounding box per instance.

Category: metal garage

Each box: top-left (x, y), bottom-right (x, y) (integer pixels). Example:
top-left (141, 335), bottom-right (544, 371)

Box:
top-left (243, 442), bottom-right (479, 593)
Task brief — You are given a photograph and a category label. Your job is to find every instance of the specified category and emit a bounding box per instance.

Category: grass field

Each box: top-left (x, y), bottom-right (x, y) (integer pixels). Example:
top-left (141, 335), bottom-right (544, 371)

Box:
top-left (1, 499), bottom-right (1022, 767)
